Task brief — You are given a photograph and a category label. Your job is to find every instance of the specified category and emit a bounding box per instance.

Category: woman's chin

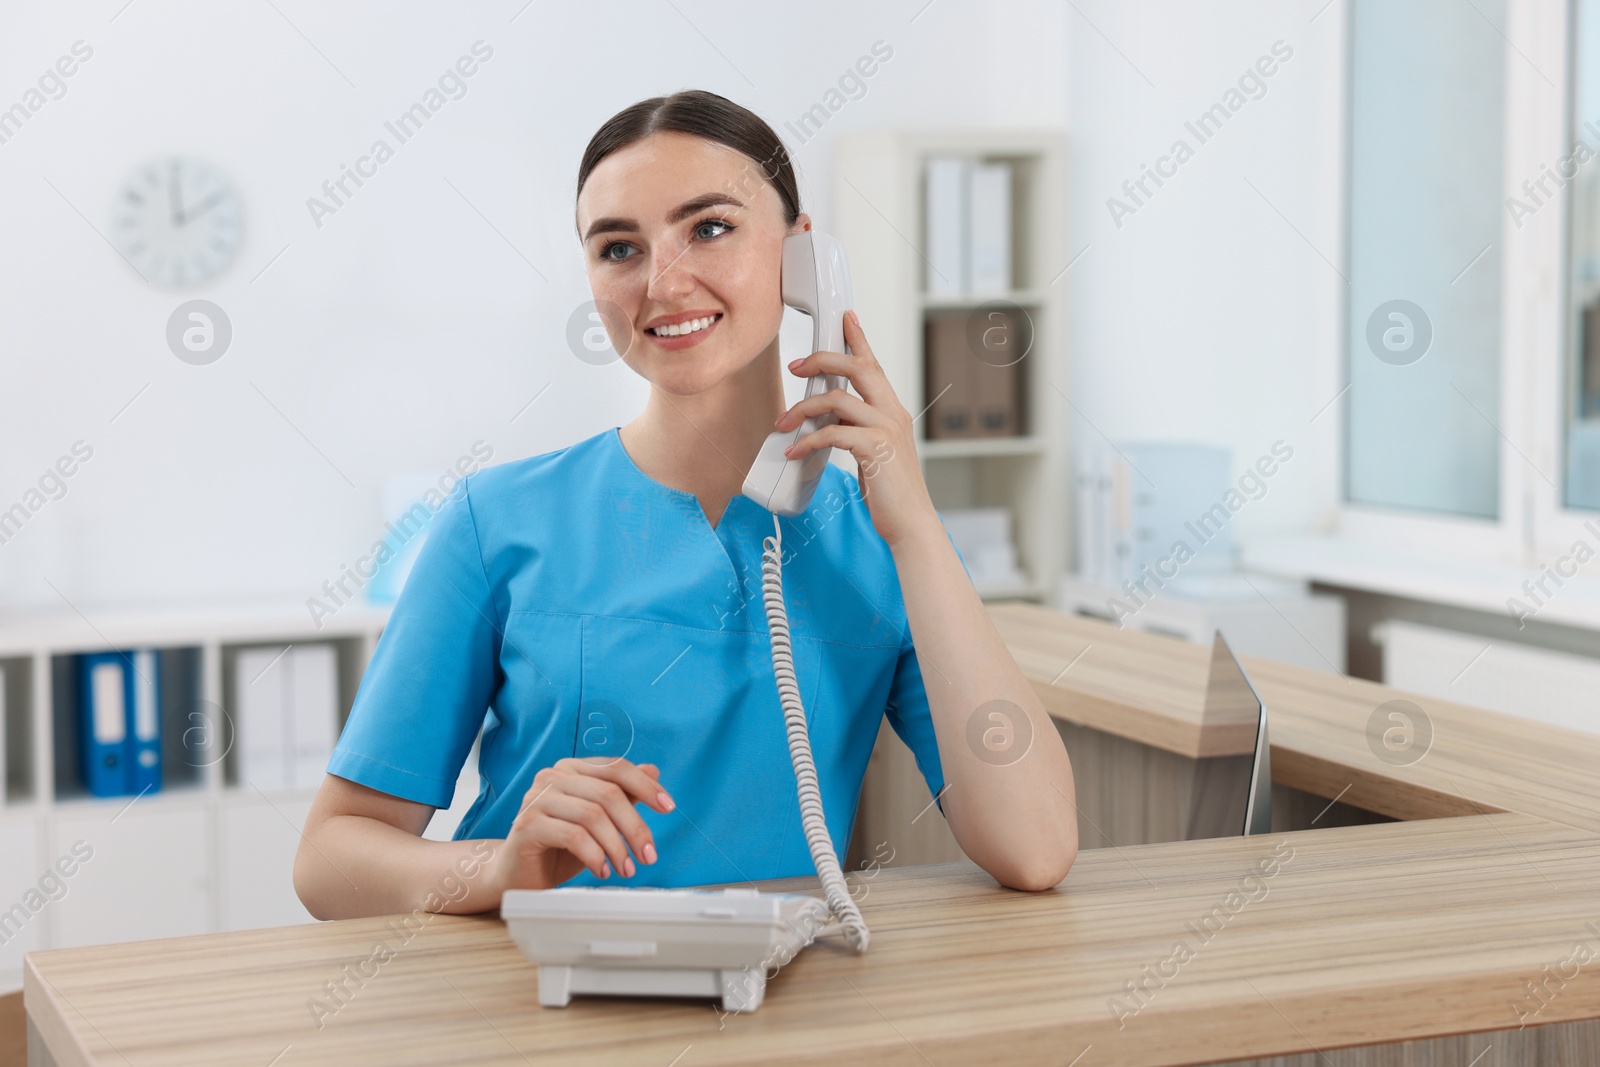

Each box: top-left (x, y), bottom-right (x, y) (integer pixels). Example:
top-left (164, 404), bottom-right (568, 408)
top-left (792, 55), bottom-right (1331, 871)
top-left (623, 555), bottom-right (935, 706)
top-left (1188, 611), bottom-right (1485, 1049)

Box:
top-left (638, 359), bottom-right (746, 398)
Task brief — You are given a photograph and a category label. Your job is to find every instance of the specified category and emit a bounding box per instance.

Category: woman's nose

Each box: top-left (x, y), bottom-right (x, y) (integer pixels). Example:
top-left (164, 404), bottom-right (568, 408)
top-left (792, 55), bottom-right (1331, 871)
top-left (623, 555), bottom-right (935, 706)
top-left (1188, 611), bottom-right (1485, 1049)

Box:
top-left (646, 242), bottom-right (696, 300)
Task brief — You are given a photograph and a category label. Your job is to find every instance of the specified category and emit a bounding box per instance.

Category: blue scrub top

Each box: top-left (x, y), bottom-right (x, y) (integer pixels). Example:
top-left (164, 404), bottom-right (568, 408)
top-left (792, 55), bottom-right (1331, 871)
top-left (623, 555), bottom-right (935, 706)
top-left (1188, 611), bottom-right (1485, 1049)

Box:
top-left (328, 426), bottom-right (952, 888)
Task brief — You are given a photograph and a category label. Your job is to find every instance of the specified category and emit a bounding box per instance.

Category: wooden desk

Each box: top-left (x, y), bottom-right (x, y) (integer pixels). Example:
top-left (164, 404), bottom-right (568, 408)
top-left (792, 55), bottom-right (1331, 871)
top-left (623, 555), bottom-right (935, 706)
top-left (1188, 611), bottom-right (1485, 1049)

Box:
top-left (26, 812), bottom-right (1600, 1066)
top-left (987, 602), bottom-right (1600, 833)
top-left (26, 605), bottom-right (1600, 1065)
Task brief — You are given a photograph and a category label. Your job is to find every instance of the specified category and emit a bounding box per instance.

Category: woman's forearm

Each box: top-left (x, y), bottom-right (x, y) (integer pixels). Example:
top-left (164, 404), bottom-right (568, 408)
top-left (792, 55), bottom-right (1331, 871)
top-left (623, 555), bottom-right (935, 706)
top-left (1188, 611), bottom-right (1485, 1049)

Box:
top-left (889, 519), bottom-right (1079, 891)
top-left (295, 814), bottom-right (505, 920)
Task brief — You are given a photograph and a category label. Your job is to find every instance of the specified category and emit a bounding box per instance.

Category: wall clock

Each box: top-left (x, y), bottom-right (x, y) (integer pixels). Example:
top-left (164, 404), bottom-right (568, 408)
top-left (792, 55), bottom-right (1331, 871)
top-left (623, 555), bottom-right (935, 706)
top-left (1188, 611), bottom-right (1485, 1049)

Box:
top-left (112, 156), bottom-right (242, 289)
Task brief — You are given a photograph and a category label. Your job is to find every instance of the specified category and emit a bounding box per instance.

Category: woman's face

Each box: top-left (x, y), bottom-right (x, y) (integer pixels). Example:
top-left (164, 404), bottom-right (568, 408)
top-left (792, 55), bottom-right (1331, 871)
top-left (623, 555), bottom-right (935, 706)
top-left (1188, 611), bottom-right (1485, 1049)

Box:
top-left (576, 130), bottom-right (804, 397)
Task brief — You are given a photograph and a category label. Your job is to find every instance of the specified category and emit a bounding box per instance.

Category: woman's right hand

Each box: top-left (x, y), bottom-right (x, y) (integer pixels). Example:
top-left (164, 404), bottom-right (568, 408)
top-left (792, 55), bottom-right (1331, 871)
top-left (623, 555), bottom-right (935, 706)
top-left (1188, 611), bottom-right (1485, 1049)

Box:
top-left (491, 756), bottom-right (675, 891)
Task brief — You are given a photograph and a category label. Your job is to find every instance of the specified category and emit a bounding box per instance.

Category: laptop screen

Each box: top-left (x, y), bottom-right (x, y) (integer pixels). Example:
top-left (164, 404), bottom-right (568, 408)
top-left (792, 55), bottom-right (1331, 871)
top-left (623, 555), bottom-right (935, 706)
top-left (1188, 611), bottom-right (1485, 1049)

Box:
top-left (1184, 632), bottom-right (1272, 839)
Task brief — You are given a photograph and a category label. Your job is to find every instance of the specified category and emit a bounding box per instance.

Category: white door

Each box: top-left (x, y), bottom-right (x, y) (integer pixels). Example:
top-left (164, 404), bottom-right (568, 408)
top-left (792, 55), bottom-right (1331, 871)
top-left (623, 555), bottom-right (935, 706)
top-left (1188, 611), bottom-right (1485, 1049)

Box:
top-left (52, 802), bottom-right (211, 948)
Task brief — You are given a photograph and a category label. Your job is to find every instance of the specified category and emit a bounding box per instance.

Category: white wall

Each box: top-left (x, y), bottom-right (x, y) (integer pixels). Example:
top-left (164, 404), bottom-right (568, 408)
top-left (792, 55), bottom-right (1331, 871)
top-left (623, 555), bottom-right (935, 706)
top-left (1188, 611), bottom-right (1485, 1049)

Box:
top-left (1, 1), bottom-right (1339, 612)
top-left (0, 0), bottom-right (1069, 610)
top-left (1065, 0), bottom-right (1345, 543)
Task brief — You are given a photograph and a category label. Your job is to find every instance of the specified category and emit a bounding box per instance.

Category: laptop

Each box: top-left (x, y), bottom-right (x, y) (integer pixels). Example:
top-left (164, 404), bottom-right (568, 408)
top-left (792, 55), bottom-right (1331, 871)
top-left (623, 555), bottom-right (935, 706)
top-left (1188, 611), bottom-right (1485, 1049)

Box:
top-left (1183, 631), bottom-right (1273, 839)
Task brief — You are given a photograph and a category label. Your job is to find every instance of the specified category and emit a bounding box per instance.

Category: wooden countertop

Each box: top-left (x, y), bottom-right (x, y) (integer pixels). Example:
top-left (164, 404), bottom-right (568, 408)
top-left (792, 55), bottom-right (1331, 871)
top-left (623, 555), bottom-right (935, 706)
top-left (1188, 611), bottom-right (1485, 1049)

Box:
top-left (988, 601), bottom-right (1600, 833)
top-left (25, 812), bottom-right (1600, 1066)
top-left (27, 602), bottom-right (1600, 1065)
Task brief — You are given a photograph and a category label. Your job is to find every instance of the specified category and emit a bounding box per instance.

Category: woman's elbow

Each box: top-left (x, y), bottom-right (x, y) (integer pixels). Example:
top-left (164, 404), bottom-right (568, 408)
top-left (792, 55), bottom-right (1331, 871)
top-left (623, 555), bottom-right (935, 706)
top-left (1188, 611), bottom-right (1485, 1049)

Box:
top-left (997, 844), bottom-right (1077, 892)
top-left (993, 823), bottom-right (1079, 892)
top-left (293, 833), bottom-right (337, 921)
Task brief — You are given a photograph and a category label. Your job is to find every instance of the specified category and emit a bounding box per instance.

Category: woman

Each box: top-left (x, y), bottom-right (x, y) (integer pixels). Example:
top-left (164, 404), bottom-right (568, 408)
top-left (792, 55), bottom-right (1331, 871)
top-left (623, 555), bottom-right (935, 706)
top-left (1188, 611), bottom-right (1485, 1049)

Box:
top-left (294, 90), bottom-right (1077, 920)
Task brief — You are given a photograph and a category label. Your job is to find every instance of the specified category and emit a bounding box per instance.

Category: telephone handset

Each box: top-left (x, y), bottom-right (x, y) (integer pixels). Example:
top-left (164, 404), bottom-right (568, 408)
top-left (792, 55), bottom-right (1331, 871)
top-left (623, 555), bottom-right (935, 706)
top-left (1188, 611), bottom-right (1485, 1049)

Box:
top-left (741, 226), bottom-right (854, 517)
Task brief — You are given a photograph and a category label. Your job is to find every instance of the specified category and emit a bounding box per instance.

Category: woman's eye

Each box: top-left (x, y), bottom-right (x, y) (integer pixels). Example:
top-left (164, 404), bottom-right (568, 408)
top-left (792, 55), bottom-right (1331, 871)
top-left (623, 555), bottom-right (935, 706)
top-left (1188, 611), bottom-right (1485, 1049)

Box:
top-left (599, 242), bottom-right (636, 263)
top-left (695, 218), bottom-right (733, 240)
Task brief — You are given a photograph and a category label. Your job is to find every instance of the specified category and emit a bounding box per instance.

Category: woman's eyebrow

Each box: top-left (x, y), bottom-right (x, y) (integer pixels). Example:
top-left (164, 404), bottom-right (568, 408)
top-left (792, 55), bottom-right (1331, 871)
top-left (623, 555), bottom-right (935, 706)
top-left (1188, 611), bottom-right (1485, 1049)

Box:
top-left (582, 192), bottom-right (746, 243)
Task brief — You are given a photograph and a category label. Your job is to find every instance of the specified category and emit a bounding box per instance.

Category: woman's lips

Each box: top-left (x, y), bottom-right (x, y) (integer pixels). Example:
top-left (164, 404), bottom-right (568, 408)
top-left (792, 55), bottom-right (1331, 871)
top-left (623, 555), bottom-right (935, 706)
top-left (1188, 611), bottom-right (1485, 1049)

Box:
top-left (643, 313), bottom-right (722, 351)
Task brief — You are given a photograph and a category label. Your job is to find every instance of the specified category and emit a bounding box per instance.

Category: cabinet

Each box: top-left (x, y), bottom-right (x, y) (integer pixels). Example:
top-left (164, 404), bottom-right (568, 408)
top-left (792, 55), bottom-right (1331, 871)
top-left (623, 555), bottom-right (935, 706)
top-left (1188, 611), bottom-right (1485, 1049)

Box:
top-left (0, 602), bottom-right (425, 991)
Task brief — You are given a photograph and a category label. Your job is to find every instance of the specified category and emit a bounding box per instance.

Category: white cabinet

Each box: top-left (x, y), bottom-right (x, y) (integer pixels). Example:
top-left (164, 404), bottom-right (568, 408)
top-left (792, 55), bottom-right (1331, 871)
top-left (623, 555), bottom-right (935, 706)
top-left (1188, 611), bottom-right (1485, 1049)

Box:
top-left (218, 793), bottom-right (316, 932)
top-left (52, 803), bottom-right (211, 948)
top-left (0, 607), bottom-right (391, 985)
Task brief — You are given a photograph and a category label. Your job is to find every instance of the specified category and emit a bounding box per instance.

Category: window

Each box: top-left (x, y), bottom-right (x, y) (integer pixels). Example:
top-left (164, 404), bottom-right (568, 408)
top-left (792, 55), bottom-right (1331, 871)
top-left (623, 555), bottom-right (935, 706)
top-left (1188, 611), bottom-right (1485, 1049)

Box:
top-left (1344, 0), bottom-right (1506, 521)
top-left (1339, 0), bottom-right (1600, 560)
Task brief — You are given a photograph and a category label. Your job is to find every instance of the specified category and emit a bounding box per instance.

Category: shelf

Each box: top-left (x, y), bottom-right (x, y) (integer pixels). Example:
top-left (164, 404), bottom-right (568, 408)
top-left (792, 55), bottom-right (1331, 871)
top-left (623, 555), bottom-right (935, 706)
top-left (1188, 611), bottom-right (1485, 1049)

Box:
top-left (0, 602), bottom-right (420, 963)
top-left (920, 436), bottom-right (1046, 459)
top-left (51, 782), bottom-right (214, 817)
top-left (835, 127), bottom-right (1070, 609)
top-left (0, 598), bottom-right (391, 657)
top-left (918, 289), bottom-right (1046, 311)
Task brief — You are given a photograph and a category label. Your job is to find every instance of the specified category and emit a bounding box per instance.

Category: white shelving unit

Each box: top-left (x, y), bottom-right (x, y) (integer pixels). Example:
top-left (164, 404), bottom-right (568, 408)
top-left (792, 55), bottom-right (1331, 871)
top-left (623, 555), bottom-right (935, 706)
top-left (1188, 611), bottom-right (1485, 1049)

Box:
top-left (833, 129), bottom-right (1071, 601)
top-left (0, 600), bottom-right (480, 993)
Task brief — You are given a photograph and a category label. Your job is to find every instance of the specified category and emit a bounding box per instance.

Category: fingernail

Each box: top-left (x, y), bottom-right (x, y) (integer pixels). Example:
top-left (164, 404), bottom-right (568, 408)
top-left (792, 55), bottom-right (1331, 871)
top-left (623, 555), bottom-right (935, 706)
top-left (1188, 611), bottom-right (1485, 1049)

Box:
top-left (624, 856), bottom-right (636, 877)
top-left (788, 358), bottom-right (803, 370)
top-left (657, 791), bottom-right (675, 811)
top-left (644, 842), bottom-right (658, 864)
top-left (601, 861), bottom-right (611, 878)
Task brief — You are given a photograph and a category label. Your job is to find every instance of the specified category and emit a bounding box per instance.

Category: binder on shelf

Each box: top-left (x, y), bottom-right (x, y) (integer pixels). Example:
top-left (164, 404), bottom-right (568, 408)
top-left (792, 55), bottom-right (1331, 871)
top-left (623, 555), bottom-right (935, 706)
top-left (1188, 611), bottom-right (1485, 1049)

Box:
top-left (78, 650), bottom-right (161, 798)
top-left (237, 644), bottom-right (338, 791)
top-left (972, 359), bottom-right (1021, 436)
top-left (289, 644), bottom-right (337, 787)
top-left (924, 157), bottom-right (969, 296)
top-left (1073, 452), bottom-right (1102, 583)
top-left (130, 649), bottom-right (161, 792)
top-left (970, 306), bottom-right (1024, 437)
top-left (1074, 442), bottom-right (1236, 587)
top-left (968, 161), bottom-right (1013, 294)
top-left (924, 313), bottom-right (976, 439)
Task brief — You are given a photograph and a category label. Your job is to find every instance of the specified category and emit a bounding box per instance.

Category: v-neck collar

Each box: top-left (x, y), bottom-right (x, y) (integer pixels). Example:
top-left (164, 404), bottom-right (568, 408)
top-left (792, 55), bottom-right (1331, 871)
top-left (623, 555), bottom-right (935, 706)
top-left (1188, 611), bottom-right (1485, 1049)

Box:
top-left (607, 425), bottom-right (750, 534)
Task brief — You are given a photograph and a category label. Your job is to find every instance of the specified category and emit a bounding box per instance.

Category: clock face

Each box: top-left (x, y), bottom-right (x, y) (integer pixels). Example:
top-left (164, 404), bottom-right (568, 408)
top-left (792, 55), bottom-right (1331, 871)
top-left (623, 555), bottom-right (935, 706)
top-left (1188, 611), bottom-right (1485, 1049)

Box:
top-left (112, 156), bottom-right (242, 289)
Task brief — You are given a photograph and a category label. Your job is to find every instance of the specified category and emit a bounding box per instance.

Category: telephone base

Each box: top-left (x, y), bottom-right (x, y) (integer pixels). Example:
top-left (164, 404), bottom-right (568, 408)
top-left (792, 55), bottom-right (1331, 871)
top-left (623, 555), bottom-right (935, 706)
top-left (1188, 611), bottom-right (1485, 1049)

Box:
top-left (537, 963), bottom-right (768, 1012)
top-left (503, 886), bottom-right (830, 1013)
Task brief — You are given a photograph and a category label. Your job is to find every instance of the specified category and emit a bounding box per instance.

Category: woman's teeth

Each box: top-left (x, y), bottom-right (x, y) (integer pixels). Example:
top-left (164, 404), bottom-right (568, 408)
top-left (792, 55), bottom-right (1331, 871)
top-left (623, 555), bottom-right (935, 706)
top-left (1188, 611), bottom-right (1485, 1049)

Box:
top-left (649, 314), bottom-right (719, 337)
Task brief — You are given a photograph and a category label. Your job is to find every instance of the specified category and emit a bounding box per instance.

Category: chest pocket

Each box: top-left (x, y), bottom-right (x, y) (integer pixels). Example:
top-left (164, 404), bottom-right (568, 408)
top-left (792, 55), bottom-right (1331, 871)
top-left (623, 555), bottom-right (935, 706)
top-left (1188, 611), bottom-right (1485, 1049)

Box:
top-left (495, 611), bottom-right (583, 780)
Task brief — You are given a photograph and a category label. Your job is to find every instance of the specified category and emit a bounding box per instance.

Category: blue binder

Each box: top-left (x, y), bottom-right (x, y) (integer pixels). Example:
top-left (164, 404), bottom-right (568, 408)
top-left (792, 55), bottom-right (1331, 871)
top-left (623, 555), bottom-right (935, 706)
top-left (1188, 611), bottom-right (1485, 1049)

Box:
top-left (79, 650), bottom-right (162, 797)
top-left (130, 649), bottom-right (162, 792)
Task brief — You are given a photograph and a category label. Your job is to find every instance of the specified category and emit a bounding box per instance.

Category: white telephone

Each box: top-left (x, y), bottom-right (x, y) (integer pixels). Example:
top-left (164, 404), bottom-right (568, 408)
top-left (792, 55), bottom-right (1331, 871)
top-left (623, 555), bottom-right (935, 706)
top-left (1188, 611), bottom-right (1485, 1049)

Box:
top-left (503, 228), bottom-right (868, 1014)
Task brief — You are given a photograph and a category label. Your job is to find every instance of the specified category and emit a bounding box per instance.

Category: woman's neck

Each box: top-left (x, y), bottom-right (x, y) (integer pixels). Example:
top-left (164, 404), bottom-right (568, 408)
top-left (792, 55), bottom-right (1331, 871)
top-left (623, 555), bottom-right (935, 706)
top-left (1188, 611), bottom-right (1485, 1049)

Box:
top-left (619, 336), bottom-right (788, 528)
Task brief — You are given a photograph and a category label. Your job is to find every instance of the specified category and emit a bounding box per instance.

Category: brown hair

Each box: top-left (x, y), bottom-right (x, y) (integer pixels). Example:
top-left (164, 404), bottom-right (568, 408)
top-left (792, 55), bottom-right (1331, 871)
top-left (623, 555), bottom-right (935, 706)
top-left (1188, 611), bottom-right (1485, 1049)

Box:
top-left (574, 90), bottom-right (801, 236)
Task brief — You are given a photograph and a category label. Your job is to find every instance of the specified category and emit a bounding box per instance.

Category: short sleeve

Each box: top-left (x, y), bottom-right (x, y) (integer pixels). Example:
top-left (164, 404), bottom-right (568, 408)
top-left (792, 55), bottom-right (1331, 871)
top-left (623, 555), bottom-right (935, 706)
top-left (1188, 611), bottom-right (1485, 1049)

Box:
top-left (882, 519), bottom-right (973, 817)
top-left (327, 478), bottom-right (502, 808)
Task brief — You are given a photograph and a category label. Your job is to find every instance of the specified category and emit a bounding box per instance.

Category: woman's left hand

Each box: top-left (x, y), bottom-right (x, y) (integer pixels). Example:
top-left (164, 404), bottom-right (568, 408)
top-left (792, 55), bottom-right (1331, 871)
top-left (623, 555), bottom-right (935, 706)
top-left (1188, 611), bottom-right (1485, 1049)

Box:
top-left (776, 310), bottom-right (942, 549)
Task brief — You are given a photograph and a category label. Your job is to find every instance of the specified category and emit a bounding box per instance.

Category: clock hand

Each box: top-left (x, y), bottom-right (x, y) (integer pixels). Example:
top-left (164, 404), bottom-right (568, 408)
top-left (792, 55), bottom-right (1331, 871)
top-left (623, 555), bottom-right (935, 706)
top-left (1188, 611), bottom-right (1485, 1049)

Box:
top-left (178, 190), bottom-right (229, 227)
top-left (169, 164), bottom-right (183, 227)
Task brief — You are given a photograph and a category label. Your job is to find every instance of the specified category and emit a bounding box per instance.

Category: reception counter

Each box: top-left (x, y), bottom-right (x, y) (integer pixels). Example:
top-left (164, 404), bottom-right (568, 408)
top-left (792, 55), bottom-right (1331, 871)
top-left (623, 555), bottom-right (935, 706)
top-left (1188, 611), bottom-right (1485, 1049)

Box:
top-left (24, 605), bottom-right (1600, 1065)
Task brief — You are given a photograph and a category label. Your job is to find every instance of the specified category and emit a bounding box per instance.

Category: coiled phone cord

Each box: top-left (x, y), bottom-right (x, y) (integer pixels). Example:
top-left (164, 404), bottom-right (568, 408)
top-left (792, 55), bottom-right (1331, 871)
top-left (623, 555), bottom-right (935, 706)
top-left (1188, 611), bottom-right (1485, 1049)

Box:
top-left (760, 514), bottom-right (870, 953)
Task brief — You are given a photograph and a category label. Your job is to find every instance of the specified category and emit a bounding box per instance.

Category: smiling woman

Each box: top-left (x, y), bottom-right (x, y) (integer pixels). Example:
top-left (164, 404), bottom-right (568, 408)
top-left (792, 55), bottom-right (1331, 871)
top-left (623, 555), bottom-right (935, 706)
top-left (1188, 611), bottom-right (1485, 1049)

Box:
top-left (293, 89), bottom-right (1078, 923)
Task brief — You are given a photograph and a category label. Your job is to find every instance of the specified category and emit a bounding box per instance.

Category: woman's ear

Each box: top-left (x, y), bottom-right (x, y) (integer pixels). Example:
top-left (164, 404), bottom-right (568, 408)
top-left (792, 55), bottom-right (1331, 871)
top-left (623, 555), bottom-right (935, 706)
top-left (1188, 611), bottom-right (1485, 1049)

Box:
top-left (788, 211), bottom-right (812, 236)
